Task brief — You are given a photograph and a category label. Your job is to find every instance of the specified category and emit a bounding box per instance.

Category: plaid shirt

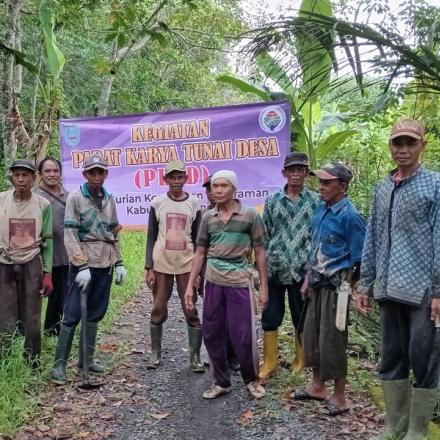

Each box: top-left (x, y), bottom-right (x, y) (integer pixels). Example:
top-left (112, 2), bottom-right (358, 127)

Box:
top-left (263, 187), bottom-right (319, 284)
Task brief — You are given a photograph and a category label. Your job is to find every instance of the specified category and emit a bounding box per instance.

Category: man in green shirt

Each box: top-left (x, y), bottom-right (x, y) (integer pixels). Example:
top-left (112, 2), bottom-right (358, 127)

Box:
top-left (0, 159), bottom-right (53, 367)
top-left (260, 152), bottom-right (319, 379)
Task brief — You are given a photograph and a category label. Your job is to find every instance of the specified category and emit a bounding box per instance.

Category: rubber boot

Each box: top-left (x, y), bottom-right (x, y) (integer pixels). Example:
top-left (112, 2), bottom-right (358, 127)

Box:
top-left (188, 326), bottom-right (205, 373)
top-left (259, 330), bottom-right (278, 380)
top-left (147, 324), bottom-right (162, 369)
top-left (372, 380), bottom-right (410, 440)
top-left (78, 322), bottom-right (104, 373)
top-left (402, 387), bottom-right (437, 440)
top-left (52, 324), bottom-right (76, 384)
top-left (292, 332), bottom-right (305, 374)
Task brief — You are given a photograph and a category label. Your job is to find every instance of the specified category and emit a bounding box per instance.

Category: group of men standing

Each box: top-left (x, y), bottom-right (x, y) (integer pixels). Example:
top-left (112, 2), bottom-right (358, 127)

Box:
top-left (0, 117), bottom-right (438, 439)
top-left (145, 118), bottom-right (440, 440)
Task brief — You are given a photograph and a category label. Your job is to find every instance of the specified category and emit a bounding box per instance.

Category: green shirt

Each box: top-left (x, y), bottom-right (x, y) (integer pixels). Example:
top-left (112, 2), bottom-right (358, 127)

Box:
top-left (196, 201), bottom-right (266, 287)
top-left (263, 187), bottom-right (319, 284)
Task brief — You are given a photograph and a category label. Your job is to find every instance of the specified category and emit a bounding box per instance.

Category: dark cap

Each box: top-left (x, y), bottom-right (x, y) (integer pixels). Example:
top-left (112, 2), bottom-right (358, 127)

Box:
top-left (10, 159), bottom-right (36, 173)
top-left (202, 175), bottom-right (212, 188)
top-left (310, 162), bottom-right (353, 182)
top-left (83, 155), bottom-right (108, 171)
top-left (284, 152), bottom-right (309, 168)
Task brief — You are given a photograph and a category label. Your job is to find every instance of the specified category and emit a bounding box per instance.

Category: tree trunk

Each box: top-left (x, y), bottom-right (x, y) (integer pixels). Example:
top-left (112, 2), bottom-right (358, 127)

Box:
top-left (2, 0), bottom-right (23, 169)
top-left (97, 74), bottom-right (115, 116)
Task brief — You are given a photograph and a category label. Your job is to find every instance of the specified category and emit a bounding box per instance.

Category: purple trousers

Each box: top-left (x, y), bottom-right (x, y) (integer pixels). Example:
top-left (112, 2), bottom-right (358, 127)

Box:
top-left (203, 281), bottom-right (258, 387)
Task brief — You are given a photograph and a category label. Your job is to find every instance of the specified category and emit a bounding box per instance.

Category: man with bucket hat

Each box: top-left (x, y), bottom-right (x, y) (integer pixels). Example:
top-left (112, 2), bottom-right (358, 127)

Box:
top-left (52, 154), bottom-right (126, 384)
top-left (0, 159), bottom-right (53, 367)
top-left (145, 160), bottom-right (204, 372)
top-left (293, 162), bottom-right (365, 416)
top-left (260, 152), bottom-right (319, 380)
top-left (357, 119), bottom-right (440, 439)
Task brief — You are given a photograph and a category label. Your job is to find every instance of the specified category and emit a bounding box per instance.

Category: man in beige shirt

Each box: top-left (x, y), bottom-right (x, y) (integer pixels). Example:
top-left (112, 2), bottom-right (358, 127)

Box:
top-left (145, 160), bottom-right (203, 372)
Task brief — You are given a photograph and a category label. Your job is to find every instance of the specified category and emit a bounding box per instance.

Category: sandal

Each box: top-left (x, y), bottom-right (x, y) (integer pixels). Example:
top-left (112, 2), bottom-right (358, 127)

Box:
top-left (293, 387), bottom-right (326, 401)
top-left (247, 381), bottom-right (266, 399)
top-left (202, 384), bottom-right (231, 399)
top-left (325, 402), bottom-right (349, 416)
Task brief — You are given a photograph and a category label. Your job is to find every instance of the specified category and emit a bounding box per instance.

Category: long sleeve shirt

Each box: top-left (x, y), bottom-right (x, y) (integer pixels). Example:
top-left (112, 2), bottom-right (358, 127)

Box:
top-left (308, 197), bottom-right (366, 284)
top-left (263, 187), bottom-right (319, 284)
top-left (64, 183), bottom-right (122, 268)
top-left (358, 167), bottom-right (440, 305)
top-left (0, 190), bottom-right (53, 272)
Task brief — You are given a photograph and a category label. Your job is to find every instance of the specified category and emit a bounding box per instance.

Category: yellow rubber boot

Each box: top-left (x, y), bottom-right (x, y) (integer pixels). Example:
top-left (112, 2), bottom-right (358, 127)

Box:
top-left (259, 330), bottom-right (278, 379)
top-left (292, 333), bottom-right (305, 374)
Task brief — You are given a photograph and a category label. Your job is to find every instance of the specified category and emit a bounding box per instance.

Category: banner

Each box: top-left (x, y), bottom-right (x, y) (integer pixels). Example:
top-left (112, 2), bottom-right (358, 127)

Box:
top-left (60, 100), bottom-right (290, 228)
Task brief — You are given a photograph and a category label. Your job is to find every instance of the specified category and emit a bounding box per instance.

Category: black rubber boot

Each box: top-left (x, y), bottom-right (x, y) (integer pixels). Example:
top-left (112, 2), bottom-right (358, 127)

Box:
top-left (188, 326), bottom-right (204, 373)
top-left (78, 322), bottom-right (104, 373)
top-left (52, 324), bottom-right (76, 384)
top-left (147, 324), bottom-right (162, 369)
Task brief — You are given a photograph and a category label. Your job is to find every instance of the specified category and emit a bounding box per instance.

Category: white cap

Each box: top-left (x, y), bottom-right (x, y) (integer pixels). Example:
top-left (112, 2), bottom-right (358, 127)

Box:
top-left (211, 170), bottom-right (238, 189)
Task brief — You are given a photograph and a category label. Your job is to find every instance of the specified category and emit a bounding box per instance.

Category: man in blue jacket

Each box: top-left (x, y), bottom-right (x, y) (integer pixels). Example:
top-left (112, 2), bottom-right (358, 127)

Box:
top-left (294, 163), bottom-right (366, 417)
top-left (357, 119), bottom-right (440, 440)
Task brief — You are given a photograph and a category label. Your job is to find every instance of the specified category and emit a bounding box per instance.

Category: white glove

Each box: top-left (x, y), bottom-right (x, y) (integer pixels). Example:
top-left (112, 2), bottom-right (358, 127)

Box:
top-left (115, 265), bottom-right (127, 285)
top-left (75, 268), bottom-right (91, 290)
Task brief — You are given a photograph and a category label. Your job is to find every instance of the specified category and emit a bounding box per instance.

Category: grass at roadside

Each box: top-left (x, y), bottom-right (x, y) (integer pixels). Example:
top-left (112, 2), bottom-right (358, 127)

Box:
top-left (0, 231), bottom-right (146, 436)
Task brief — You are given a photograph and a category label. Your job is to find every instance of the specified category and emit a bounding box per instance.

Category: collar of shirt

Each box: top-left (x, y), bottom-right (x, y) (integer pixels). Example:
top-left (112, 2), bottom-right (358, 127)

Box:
top-left (81, 183), bottom-right (110, 199)
top-left (327, 196), bottom-right (348, 214)
top-left (388, 165), bottom-right (422, 184)
top-left (281, 185), bottom-right (307, 200)
top-left (211, 199), bottom-right (243, 216)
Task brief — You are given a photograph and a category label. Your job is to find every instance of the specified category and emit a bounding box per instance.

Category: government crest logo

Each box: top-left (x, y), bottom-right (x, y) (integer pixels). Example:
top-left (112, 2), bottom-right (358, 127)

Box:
top-left (259, 106), bottom-right (286, 133)
top-left (63, 124), bottom-right (80, 147)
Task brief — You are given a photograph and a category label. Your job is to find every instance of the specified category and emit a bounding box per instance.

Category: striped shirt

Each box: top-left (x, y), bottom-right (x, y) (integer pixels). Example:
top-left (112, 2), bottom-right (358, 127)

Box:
top-left (196, 201), bottom-right (266, 287)
top-left (64, 183), bottom-right (122, 268)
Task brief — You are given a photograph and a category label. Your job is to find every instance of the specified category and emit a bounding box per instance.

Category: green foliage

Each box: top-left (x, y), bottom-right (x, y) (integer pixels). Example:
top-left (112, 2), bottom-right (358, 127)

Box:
top-left (0, 231), bottom-right (145, 436)
top-left (39, 0), bottom-right (65, 80)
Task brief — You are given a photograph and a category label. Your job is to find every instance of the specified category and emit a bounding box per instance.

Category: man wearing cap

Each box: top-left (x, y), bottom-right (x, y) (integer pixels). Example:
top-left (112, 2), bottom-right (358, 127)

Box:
top-left (52, 154), bottom-right (126, 384)
top-left (357, 119), bottom-right (440, 439)
top-left (260, 152), bottom-right (319, 380)
top-left (184, 170), bottom-right (269, 400)
top-left (0, 159), bottom-right (53, 366)
top-left (294, 163), bottom-right (365, 416)
top-left (145, 160), bottom-right (203, 372)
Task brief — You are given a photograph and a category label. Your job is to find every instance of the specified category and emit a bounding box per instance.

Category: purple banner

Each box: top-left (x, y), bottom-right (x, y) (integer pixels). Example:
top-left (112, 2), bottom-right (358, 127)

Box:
top-left (60, 100), bottom-right (290, 228)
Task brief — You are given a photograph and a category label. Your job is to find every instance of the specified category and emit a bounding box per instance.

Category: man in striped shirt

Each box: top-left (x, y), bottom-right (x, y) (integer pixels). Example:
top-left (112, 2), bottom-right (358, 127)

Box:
top-left (185, 170), bottom-right (268, 399)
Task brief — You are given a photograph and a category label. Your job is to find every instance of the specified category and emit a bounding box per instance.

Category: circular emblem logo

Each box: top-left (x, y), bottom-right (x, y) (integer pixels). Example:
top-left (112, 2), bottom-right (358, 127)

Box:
top-left (259, 106), bottom-right (286, 133)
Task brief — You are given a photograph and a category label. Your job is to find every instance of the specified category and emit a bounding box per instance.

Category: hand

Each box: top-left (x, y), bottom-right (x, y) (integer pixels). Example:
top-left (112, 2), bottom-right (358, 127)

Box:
top-left (300, 278), bottom-right (309, 300)
top-left (75, 267), bottom-right (91, 290)
top-left (146, 269), bottom-right (155, 289)
top-left (114, 265), bottom-right (127, 285)
top-left (431, 297), bottom-right (440, 322)
top-left (356, 293), bottom-right (372, 315)
top-left (41, 272), bottom-right (53, 296)
top-left (184, 287), bottom-right (195, 311)
top-left (257, 286), bottom-right (268, 311)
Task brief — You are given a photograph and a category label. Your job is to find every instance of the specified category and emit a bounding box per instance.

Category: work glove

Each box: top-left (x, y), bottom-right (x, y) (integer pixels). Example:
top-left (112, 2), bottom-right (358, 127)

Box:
top-left (41, 272), bottom-right (53, 296)
top-left (75, 267), bottom-right (91, 290)
top-left (115, 264), bottom-right (127, 285)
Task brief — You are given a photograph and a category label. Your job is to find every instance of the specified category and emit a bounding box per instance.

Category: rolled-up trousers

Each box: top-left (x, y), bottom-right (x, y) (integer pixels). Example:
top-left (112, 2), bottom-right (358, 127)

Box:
top-left (0, 255), bottom-right (43, 358)
top-left (203, 281), bottom-right (258, 387)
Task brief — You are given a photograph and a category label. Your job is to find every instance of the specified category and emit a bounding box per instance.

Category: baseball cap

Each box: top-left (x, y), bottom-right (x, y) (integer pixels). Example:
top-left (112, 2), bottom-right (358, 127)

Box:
top-left (10, 159), bottom-right (36, 173)
top-left (389, 118), bottom-right (425, 141)
top-left (284, 152), bottom-right (309, 168)
top-left (310, 163), bottom-right (353, 182)
top-left (202, 175), bottom-right (212, 188)
top-left (164, 160), bottom-right (186, 176)
top-left (83, 155), bottom-right (108, 171)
